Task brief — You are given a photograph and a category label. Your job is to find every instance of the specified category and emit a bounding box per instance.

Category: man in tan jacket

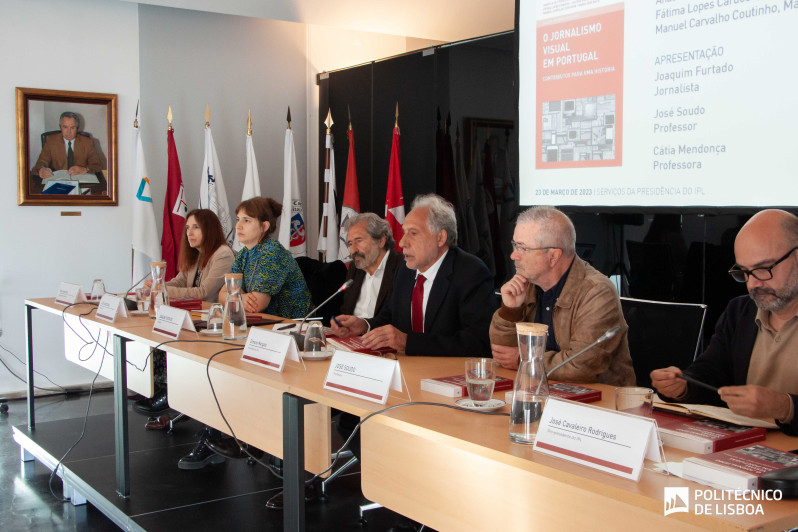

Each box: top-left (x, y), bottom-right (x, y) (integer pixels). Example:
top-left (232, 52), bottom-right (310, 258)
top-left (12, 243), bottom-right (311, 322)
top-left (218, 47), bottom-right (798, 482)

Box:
top-left (490, 206), bottom-right (635, 386)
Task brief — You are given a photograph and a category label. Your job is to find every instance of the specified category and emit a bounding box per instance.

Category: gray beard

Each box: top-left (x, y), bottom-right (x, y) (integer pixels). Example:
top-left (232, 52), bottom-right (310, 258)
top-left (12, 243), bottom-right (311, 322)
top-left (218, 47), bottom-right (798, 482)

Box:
top-left (749, 266), bottom-right (798, 312)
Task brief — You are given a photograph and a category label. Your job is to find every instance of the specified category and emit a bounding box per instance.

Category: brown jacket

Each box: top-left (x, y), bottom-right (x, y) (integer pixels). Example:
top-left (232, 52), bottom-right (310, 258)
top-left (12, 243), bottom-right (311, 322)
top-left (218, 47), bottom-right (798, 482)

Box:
top-left (32, 133), bottom-right (102, 174)
top-left (489, 256), bottom-right (635, 386)
top-left (166, 245), bottom-right (235, 302)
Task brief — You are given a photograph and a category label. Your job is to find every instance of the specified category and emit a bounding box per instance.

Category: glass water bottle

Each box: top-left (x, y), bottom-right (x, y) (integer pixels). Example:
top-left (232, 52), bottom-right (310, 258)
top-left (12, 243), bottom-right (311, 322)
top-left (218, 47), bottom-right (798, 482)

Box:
top-left (509, 323), bottom-right (550, 444)
top-left (149, 261), bottom-right (169, 318)
top-left (222, 273), bottom-right (248, 340)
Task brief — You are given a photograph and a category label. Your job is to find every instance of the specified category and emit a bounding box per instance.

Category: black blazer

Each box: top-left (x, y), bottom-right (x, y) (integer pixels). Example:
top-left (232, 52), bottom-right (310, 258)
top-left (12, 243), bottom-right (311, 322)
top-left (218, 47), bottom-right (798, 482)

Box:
top-left (367, 246), bottom-right (496, 357)
top-left (662, 295), bottom-right (798, 435)
top-left (339, 248), bottom-right (403, 317)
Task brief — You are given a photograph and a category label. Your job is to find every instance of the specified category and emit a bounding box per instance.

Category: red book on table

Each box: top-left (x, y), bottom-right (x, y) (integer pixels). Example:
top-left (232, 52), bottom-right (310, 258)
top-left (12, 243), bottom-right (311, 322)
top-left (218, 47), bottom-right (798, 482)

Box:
top-left (421, 374), bottom-right (514, 398)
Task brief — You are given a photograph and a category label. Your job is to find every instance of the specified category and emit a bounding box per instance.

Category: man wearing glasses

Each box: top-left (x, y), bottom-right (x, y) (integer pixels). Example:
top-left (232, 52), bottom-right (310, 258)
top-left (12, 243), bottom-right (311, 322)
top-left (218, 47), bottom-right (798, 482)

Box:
top-left (489, 206), bottom-right (635, 385)
top-left (652, 209), bottom-right (798, 434)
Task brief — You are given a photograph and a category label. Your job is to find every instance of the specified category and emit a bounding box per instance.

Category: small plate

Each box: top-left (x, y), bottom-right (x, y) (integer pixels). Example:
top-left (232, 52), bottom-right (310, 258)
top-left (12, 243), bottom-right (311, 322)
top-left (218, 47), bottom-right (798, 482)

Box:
top-left (300, 349), bottom-right (333, 361)
top-left (199, 329), bottom-right (223, 336)
top-left (454, 398), bottom-right (507, 412)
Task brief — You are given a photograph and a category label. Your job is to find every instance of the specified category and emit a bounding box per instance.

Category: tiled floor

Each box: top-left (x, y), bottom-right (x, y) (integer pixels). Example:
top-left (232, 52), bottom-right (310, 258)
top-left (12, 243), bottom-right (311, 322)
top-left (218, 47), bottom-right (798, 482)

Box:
top-left (1, 390), bottom-right (427, 531)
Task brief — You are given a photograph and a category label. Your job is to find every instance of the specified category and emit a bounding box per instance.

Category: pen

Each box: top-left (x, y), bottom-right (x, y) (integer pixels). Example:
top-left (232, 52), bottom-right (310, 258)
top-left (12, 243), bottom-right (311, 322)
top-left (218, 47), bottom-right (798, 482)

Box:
top-left (678, 374), bottom-right (719, 393)
top-left (332, 316), bottom-right (341, 327)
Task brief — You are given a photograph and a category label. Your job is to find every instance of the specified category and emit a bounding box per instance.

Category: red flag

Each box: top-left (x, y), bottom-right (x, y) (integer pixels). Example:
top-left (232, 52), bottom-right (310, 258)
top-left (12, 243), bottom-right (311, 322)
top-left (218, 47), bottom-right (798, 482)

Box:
top-left (161, 129), bottom-right (187, 280)
top-left (385, 125), bottom-right (405, 252)
top-left (337, 127), bottom-right (361, 261)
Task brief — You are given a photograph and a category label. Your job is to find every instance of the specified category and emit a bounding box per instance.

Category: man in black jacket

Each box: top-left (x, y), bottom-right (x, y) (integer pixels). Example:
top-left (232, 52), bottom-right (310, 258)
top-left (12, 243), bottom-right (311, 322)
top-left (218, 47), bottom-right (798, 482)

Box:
top-left (652, 209), bottom-right (798, 434)
top-left (332, 194), bottom-right (495, 356)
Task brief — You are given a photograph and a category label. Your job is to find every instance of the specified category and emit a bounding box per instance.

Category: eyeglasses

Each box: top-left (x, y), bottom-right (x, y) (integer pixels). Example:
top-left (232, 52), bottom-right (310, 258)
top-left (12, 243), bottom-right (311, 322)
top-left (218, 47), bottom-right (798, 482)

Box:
top-left (728, 246), bottom-right (798, 283)
top-left (510, 241), bottom-right (558, 254)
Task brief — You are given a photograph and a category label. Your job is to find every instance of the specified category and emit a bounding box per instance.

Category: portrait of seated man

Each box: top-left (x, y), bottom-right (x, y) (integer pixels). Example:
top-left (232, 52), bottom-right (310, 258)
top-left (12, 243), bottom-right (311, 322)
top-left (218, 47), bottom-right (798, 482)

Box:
top-left (31, 111), bottom-right (103, 193)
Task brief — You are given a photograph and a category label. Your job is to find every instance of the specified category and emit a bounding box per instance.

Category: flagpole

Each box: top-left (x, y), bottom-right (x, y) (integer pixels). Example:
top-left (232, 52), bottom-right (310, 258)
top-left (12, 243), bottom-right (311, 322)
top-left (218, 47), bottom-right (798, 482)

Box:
top-left (132, 101), bottom-right (139, 281)
top-left (321, 109), bottom-right (333, 263)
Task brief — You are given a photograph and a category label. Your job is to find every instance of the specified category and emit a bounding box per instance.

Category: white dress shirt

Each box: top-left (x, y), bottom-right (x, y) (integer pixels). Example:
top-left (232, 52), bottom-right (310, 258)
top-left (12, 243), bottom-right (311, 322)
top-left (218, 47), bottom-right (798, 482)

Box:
top-left (352, 250), bottom-right (391, 319)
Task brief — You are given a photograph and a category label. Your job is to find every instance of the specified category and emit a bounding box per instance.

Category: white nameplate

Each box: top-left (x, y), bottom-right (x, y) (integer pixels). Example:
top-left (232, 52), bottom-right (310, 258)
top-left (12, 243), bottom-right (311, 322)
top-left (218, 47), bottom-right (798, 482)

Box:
top-left (152, 305), bottom-right (196, 339)
top-left (241, 327), bottom-right (300, 372)
top-left (95, 294), bottom-right (128, 322)
top-left (55, 282), bottom-right (87, 306)
top-left (323, 350), bottom-right (402, 405)
top-left (533, 398), bottom-right (660, 482)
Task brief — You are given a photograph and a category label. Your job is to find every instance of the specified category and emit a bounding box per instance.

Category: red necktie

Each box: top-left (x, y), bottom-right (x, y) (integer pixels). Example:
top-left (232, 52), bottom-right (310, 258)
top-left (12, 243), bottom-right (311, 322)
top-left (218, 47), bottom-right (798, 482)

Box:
top-left (411, 274), bottom-right (426, 333)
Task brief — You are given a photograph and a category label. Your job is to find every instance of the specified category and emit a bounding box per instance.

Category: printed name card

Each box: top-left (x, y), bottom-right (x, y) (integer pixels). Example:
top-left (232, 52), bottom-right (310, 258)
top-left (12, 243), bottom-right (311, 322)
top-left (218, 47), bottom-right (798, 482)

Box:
top-left (241, 327), bottom-right (300, 372)
top-left (95, 294), bottom-right (128, 322)
top-left (55, 282), bottom-right (87, 306)
top-left (152, 305), bottom-right (196, 339)
top-left (323, 350), bottom-right (402, 405)
top-left (533, 398), bottom-right (660, 481)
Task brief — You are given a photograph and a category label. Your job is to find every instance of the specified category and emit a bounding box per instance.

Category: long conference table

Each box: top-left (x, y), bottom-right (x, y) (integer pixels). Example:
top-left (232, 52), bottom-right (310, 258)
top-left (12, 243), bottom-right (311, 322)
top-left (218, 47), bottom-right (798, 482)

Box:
top-left (19, 297), bottom-right (798, 531)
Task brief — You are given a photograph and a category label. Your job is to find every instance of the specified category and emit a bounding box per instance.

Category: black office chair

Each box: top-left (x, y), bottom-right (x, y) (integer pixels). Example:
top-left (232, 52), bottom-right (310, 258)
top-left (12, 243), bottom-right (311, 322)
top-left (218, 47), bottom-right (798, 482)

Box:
top-left (295, 257), bottom-right (347, 324)
top-left (620, 297), bottom-right (707, 389)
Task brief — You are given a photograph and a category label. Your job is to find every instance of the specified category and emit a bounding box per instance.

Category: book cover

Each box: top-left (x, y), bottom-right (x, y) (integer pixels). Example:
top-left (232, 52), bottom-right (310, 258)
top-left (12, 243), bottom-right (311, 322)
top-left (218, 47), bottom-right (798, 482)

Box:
top-left (422, 374), bottom-right (514, 398)
top-left (652, 410), bottom-right (766, 454)
top-left (169, 298), bottom-right (202, 311)
top-left (682, 445), bottom-right (798, 491)
top-left (327, 335), bottom-right (397, 357)
top-left (548, 382), bottom-right (602, 403)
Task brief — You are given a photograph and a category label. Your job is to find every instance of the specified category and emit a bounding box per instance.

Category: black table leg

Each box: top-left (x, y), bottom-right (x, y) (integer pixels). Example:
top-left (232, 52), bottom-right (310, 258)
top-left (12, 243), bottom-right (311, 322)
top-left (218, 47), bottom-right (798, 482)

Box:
top-left (25, 304), bottom-right (35, 430)
top-left (113, 334), bottom-right (130, 498)
top-left (283, 392), bottom-right (310, 532)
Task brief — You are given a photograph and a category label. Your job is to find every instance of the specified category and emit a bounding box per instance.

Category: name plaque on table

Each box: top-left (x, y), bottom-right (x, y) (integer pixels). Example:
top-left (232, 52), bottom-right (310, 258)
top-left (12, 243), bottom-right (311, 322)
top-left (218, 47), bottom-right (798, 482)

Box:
top-left (533, 398), bottom-right (661, 481)
top-left (55, 282), bottom-right (87, 306)
top-left (95, 294), bottom-right (128, 322)
top-left (323, 350), bottom-right (402, 405)
top-left (241, 327), bottom-right (300, 372)
top-left (152, 306), bottom-right (195, 339)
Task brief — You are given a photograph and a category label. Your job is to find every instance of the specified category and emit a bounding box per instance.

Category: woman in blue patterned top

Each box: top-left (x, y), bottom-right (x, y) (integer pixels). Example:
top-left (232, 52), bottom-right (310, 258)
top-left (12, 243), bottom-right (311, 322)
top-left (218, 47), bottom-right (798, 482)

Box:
top-left (220, 196), bottom-right (312, 318)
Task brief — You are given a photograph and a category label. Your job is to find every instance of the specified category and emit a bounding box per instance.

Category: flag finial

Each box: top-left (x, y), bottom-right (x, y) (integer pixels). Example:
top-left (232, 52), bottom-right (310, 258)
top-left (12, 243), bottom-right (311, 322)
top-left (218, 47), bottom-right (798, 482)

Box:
top-left (287, 106), bottom-right (292, 130)
top-left (247, 109), bottom-right (252, 136)
top-left (134, 100), bottom-right (140, 129)
top-left (348, 104), bottom-right (352, 131)
top-left (394, 102), bottom-right (399, 128)
top-left (204, 104), bottom-right (210, 129)
top-left (167, 106), bottom-right (173, 131)
top-left (324, 108), bottom-right (333, 134)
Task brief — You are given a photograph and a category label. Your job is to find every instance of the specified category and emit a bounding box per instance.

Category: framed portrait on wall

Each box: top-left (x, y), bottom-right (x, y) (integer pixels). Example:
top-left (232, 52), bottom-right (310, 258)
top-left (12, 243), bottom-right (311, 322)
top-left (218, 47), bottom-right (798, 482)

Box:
top-left (16, 87), bottom-right (117, 206)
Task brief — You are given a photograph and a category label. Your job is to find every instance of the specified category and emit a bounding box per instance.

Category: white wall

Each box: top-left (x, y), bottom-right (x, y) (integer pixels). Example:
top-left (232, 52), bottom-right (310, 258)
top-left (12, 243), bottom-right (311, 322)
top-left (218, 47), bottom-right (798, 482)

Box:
top-left (0, 0), bottom-right (140, 396)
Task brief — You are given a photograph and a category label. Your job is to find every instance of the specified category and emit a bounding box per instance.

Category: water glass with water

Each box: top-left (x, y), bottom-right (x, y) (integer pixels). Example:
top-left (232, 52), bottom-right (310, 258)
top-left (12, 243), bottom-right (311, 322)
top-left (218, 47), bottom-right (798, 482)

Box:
top-left (465, 358), bottom-right (496, 406)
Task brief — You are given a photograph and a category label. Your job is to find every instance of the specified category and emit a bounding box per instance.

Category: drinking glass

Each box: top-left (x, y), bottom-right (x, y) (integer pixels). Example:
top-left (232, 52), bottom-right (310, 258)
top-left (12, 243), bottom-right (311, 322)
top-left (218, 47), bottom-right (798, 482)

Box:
top-left (90, 279), bottom-right (106, 301)
top-left (615, 387), bottom-right (654, 417)
top-left (303, 322), bottom-right (327, 353)
top-left (206, 303), bottom-right (224, 333)
top-left (135, 287), bottom-right (150, 312)
top-left (465, 358), bottom-right (496, 407)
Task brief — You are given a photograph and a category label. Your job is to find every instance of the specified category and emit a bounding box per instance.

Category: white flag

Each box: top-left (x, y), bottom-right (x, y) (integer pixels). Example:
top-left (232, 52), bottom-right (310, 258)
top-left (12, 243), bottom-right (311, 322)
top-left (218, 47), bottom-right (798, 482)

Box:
top-left (233, 133), bottom-right (261, 252)
top-left (278, 127), bottom-right (307, 257)
top-left (317, 132), bottom-right (339, 262)
top-left (131, 120), bottom-right (161, 286)
top-left (199, 127), bottom-right (234, 245)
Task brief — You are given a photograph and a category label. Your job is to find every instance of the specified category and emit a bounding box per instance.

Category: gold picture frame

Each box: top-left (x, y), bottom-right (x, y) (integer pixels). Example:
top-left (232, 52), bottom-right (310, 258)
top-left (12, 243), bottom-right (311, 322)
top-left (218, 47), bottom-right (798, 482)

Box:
top-left (16, 87), bottom-right (118, 206)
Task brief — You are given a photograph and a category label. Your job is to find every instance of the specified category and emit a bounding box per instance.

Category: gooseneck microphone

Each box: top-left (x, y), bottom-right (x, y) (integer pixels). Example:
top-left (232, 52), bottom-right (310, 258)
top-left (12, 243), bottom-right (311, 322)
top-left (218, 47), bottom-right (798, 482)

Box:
top-left (290, 280), bottom-right (353, 344)
top-left (545, 325), bottom-right (621, 378)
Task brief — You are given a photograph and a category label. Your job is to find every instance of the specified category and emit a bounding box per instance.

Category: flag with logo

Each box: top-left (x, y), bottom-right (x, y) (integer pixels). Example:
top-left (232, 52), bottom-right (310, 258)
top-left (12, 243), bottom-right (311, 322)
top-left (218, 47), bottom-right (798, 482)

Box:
top-left (131, 112), bottom-right (161, 286)
top-left (233, 125), bottom-right (261, 252)
top-left (162, 127), bottom-right (188, 280)
top-left (337, 126), bottom-right (360, 262)
top-left (385, 122), bottom-right (405, 251)
top-left (278, 117), bottom-right (307, 257)
top-left (199, 126), bottom-right (234, 245)
top-left (318, 127), bottom-right (339, 262)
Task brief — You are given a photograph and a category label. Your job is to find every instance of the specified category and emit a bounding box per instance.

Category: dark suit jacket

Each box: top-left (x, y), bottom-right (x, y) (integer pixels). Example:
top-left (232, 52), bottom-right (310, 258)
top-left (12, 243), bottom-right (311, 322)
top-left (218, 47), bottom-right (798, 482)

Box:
top-left (339, 249), bottom-right (403, 317)
top-left (367, 246), bottom-right (496, 357)
top-left (32, 133), bottom-right (102, 174)
top-left (660, 295), bottom-right (798, 435)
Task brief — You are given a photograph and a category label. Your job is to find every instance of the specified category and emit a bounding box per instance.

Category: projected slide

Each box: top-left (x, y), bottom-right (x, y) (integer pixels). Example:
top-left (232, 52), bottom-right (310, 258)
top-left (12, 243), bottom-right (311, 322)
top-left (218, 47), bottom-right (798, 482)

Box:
top-left (519, 0), bottom-right (798, 207)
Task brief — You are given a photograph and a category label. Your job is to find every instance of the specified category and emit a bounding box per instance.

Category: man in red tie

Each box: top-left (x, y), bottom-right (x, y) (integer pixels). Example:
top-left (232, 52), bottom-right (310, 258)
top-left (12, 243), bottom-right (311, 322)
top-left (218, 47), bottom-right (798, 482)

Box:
top-left (32, 111), bottom-right (102, 179)
top-left (331, 194), bottom-right (495, 356)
